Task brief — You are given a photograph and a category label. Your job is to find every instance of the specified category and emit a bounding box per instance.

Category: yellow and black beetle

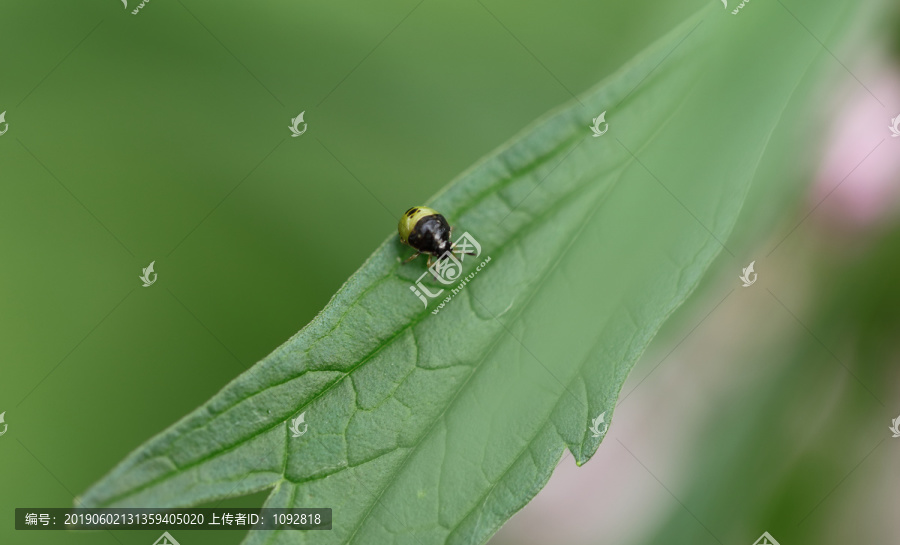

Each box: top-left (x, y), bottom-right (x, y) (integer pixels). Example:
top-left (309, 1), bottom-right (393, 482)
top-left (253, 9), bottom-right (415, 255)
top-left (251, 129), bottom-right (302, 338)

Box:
top-left (398, 206), bottom-right (474, 266)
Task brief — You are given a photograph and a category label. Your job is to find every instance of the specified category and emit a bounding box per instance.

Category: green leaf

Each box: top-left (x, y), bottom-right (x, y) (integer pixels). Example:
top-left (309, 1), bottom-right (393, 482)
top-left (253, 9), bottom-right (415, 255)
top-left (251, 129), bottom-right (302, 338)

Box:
top-left (80, 3), bottom-right (845, 543)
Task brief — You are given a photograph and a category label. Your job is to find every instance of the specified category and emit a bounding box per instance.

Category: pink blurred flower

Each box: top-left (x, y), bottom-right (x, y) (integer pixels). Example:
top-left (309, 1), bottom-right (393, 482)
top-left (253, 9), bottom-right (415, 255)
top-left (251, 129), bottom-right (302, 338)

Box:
top-left (812, 64), bottom-right (900, 231)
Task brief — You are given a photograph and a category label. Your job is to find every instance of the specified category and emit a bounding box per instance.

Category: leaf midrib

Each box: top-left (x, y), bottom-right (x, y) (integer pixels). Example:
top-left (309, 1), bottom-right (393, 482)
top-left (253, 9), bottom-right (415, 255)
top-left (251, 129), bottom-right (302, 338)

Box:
top-left (91, 133), bottom-right (612, 509)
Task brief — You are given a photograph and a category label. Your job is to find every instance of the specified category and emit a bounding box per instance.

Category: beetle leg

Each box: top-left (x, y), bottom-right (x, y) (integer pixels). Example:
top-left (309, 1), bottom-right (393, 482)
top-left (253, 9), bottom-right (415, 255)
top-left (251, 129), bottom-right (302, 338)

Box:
top-left (426, 254), bottom-right (434, 268)
top-left (402, 251), bottom-right (421, 264)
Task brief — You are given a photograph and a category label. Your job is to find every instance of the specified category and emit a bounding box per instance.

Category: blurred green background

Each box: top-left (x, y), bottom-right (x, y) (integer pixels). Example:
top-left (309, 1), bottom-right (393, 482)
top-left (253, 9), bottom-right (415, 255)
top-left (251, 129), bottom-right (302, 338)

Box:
top-left (1, 0), bottom-right (898, 544)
